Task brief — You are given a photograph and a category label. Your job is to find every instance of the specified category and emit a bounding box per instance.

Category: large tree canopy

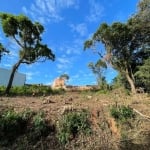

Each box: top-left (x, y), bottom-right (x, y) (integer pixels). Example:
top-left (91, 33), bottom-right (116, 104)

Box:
top-left (84, 22), bottom-right (138, 93)
top-left (0, 13), bottom-right (55, 94)
top-left (84, 0), bottom-right (150, 94)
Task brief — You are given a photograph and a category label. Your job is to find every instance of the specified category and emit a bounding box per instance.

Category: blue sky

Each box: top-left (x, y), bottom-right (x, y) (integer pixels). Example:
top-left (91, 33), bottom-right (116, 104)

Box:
top-left (0, 0), bottom-right (139, 85)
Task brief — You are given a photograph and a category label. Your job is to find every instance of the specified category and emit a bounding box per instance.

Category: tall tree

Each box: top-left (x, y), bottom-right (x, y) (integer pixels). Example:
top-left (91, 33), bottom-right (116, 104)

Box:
top-left (0, 13), bottom-right (55, 94)
top-left (84, 0), bottom-right (150, 94)
top-left (135, 58), bottom-right (150, 92)
top-left (128, 0), bottom-right (150, 91)
top-left (84, 22), bottom-right (138, 93)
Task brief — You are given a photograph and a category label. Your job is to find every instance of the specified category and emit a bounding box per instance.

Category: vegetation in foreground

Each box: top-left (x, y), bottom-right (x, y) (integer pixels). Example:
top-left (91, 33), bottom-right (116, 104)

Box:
top-left (0, 88), bottom-right (149, 150)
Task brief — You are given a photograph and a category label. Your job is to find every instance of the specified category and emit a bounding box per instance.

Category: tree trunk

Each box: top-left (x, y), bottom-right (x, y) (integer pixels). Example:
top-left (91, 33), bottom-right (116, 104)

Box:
top-left (125, 69), bottom-right (136, 94)
top-left (5, 59), bottom-right (22, 94)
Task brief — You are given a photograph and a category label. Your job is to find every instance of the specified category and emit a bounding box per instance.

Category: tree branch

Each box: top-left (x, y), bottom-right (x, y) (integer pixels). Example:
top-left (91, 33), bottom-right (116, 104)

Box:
top-left (12, 35), bottom-right (24, 49)
top-left (133, 108), bottom-right (150, 120)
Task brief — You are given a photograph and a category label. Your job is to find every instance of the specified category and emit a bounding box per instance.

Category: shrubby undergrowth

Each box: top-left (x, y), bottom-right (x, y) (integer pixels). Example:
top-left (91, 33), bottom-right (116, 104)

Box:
top-left (0, 109), bottom-right (53, 147)
top-left (110, 104), bottom-right (135, 122)
top-left (57, 110), bottom-right (92, 144)
top-left (0, 85), bottom-right (65, 96)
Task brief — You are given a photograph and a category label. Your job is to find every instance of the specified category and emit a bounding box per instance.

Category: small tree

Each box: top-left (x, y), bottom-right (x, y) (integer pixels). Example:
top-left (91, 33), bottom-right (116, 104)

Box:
top-left (0, 13), bottom-right (55, 94)
top-left (60, 74), bottom-right (69, 80)
top-left (88, 60), bottom-right (107, 89)
top-left (59, 74), bottom-right (70, 86)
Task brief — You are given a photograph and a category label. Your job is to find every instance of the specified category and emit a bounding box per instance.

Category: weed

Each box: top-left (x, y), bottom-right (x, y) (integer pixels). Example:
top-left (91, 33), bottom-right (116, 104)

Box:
top-left (33, 112), bottom-right (47, 133)
top-left (0, 110), bottom-right (27, 145)
top-left (0, 109), bottom-right (53, 147)
top-left (57, 110), bottom-right (91, 144)
top-left (110, 105), bottom-right (135, 122)
top-left (20, 108), bottom-right (35, 121)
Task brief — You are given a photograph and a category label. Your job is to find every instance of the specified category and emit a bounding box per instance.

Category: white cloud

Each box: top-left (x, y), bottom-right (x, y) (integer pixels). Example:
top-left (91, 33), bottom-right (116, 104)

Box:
top-left (22, 0), bottom-right (79, 23)
top-left (86, 0), bottom-right (104, 22)
top-left (68, 71), bottom-right (96, 85)
top-left (56, 38), bottom-right (83, 56)
top-left (25, 71), bottom-right (40, 81)
top-left (56, 56), bottom-right (73, 73)
top-left (70, 23), bottom-right (88, 37)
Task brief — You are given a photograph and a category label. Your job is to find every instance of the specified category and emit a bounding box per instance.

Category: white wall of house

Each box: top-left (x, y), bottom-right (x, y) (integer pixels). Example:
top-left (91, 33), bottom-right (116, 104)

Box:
top-left (0, 68), bottom-right (26, 86)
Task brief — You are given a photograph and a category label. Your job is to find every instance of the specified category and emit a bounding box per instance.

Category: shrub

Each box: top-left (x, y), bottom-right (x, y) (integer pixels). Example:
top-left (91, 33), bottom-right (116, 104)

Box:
top-left (33, 112), bottom-right (47, 135)
top-left (20, 108), bottom-right (35, 121)
top-left (0, 109), bottom-right (52, 146)
top-left (0, 110), bottom-right (27, 145)
top-left (110, 105), bottom-right (135, 122)
top-left (57, 110), bottom-right (91, 144)
top-left (0, 86), bottom-right (5, 95)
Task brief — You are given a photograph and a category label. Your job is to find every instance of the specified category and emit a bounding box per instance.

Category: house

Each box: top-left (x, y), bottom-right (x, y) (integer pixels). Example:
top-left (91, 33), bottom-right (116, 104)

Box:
top-left (0, 68), bottom-right (26, 86)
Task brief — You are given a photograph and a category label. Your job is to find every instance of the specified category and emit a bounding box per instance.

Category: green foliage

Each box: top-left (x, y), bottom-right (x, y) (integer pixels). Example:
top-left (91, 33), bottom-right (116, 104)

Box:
top-left (135, 58), bottom-right (150, 92)
top-left (0, 85), bottom-right (66, 96)
top-left (0, 86), bottom-right (5, 95)
top-left (0, 109), bottom-right (52, 146)
top-left (84, 0), bottom-right (150, 93)
top-left (60, 74), bottom-right (70, 80)
top-left (0, 13), bottom-right (55, 94)
top-left (32, 112), bottom-right (48, 135)
top-left (11, 86), bottom-right (32, 96)
top-left (112, 74), bottom-right (130, 90)
top-left (0, 42), bottom-right (9, 62)
top-left (0, 110), bottom-right (27, 145)
top-left (84, 22), bottom-right (137, 93)
top-left (110, 105), bottom-right (135, 122)
top-left (88, 60), bottom-right (108, 90)
top-left (57, 110), bottom-right (91, 144)
top-left (20, 108), bottom-right (35, 121)
top-left (0, 13), bottom-right (55, 63)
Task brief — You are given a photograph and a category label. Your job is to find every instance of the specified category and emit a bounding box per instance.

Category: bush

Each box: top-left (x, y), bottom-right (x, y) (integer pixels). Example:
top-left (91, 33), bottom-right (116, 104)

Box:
top-left (110, 105), bottom-right (135, 122)
top-left (0, 85), bottom-right (66, 96)
top-left (0, 110), bottom-right (27, 145)
top-left (20, 108), bottom-right (35, 121)
top-left (57, 110), bottom-right (91, 144)
top-left (32, 112), bottom-right (48, 135)
top-left (0, 109), bottom-right (53, 146)
top-left (0, 86), bottom-right (5, 95)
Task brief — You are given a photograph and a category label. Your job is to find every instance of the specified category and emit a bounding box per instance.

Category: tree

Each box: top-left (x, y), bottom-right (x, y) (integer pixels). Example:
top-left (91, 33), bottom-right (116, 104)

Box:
top-left (112, 73), bottom-right (130, 90)
top-left (84, 0), bottom-right (150, 94)
top-left (60, 74), bottom-right (69, 80)
top-left (0, 42), bottom-right (9, 62)
top-left (135, 58), bottom-right (150, 92)
top-left (0, 13), bottom-right (55, 94)
top-left (84, 22), bottom-right (138, 93)
top-left (127, 0), bottom-right (150, 91)
top-left (88, 60), bottom-right (107, 88)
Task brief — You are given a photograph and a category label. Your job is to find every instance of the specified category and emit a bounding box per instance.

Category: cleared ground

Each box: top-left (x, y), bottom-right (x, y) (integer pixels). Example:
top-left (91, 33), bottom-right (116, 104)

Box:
top-left (0, 89), bottom-right (150, 149)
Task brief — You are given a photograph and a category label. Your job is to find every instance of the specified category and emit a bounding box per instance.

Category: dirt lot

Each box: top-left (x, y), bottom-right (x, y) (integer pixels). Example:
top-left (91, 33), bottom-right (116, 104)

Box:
top-left (0, 90), bottom-right (149, 119)
top-left (0, 90), bottom-right (150, 149)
